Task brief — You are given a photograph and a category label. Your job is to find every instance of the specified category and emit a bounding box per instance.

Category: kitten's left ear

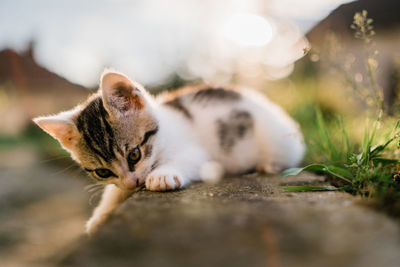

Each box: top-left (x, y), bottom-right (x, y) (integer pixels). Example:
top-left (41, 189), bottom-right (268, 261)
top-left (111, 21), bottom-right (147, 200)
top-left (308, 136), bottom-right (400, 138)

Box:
top-left (33, 115), bottom-right (79, 150)
top-left (100, 70), bottom-right (146, 116)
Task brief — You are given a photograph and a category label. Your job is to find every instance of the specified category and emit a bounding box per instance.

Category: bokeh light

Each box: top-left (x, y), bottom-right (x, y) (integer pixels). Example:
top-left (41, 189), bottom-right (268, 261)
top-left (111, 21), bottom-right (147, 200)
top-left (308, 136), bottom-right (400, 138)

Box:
top-left (221, 13), bottom-right (274, 47)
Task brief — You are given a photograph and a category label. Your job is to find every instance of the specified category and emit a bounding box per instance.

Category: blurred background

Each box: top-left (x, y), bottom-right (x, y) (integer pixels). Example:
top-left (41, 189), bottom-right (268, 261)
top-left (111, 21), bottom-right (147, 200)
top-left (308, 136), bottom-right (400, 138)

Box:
top-left (1, 0), bottom-right (400, 266)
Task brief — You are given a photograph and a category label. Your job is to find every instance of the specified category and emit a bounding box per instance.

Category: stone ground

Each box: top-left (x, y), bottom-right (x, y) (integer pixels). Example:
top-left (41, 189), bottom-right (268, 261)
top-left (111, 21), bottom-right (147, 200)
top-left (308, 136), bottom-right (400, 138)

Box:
top-left (1, 146), bottom-right (400, 267)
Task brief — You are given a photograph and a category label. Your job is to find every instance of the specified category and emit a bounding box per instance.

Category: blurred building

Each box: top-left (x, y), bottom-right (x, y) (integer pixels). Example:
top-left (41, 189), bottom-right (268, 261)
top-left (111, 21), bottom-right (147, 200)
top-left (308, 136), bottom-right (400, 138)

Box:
top-left (0, 43), bottom-right (90, 134)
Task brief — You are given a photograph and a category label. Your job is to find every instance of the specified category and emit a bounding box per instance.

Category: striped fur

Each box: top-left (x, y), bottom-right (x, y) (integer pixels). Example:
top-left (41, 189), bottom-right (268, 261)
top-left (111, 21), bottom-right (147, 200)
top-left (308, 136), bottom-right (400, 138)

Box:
top-left (191, 87), bottom-right (241, 103)
top-left (164, 98), bottom-right (192, 119)
top-left (76, 97), bottom-right (121, 162)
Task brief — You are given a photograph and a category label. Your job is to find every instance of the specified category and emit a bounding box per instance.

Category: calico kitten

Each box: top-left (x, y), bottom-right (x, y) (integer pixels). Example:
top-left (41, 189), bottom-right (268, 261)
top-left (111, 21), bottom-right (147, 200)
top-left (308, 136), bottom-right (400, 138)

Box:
top-left (33, 70), bottom-right (305, 235)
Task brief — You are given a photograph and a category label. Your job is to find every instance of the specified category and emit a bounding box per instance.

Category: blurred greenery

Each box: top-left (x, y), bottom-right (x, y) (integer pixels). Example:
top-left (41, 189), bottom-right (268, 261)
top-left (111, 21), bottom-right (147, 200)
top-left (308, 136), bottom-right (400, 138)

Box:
top-left (0, 123), bottom-right (68, 160)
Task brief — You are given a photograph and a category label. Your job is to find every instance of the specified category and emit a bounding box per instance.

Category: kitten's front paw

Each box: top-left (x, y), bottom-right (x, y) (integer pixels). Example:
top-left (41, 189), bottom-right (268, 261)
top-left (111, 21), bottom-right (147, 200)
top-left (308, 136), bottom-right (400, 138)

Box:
top-left (85, 213), bottom-right (109, 236)
top-left (146, 173), bottom-right (183, 191)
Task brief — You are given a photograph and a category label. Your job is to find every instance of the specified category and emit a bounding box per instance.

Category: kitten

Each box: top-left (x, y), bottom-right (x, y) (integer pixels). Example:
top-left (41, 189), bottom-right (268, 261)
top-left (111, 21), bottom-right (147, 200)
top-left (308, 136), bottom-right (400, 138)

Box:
top-left (33, 70), bottom-right (305, 235)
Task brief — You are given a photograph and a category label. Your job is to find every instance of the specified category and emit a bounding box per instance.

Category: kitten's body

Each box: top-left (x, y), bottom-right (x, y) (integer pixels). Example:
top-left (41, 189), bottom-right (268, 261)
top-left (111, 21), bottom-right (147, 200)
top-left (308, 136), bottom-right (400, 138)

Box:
top-left (34, 71), bottom-right (304, 234)
top-left (158, 87), bottom-right (303, 175)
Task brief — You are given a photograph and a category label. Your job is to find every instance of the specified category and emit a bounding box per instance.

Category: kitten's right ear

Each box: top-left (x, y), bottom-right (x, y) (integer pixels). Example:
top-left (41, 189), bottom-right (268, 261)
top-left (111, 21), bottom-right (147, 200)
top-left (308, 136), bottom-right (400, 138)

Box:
top-left (33, 115), bottom-right (79, 150)
top-left (100, 70), bottom-right (145, 116)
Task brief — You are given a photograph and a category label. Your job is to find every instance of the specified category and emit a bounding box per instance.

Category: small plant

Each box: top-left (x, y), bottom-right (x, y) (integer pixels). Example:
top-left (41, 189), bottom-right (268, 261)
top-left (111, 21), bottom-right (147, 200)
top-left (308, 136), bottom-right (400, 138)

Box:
top-left (323, 10), bottom-right (382, 113)
top-left (351, 10), bottom-right (382, 112)
top-left (282, 111), bottom-right (400, 198)
top-left (281, 10), bottom-right (400, 214)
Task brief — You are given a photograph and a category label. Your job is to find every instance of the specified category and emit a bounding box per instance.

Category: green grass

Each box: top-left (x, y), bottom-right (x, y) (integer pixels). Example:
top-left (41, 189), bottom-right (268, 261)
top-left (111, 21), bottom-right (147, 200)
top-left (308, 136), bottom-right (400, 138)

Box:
top-left (282, 108), bottom-right (400, 214)
top-left (280, 10), bottom-right (400, 215)
top-left (0, 123), bottom-right (68, 159)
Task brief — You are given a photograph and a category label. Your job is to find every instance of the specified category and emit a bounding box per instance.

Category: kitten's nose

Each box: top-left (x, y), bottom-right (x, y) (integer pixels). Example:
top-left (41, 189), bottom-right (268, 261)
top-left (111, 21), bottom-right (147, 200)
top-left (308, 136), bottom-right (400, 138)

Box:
top-left (122, 176), bottom-right (138, 190)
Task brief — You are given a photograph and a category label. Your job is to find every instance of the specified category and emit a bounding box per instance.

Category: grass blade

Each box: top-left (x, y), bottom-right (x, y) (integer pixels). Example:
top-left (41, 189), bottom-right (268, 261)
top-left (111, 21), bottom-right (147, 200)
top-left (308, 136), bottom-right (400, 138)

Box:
top-left (326, 165), bottom-right (354, 180)
top-left (324, 168), bottom-right (353, 185)
top-left (281, 186), bottom-right (342, 192)
top-left (281, 164), bottom-right (354, 185)
top-left (280, 164), bottom-right (327, 178)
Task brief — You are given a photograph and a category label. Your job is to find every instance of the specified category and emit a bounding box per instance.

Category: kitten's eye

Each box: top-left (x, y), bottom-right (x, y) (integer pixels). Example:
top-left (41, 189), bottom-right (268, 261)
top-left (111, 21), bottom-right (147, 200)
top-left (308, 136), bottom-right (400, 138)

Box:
top-left (94, 168), bottom-right (115, 179)
top-left (128, 147), bottom-right (141, 164)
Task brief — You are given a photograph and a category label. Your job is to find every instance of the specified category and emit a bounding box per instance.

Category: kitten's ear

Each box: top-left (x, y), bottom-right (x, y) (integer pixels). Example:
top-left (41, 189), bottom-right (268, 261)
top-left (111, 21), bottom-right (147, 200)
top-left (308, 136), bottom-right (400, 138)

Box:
top-left (100, 70), bottom-right (145, 116)
top-left (33, 115), bottom-right (79, 150)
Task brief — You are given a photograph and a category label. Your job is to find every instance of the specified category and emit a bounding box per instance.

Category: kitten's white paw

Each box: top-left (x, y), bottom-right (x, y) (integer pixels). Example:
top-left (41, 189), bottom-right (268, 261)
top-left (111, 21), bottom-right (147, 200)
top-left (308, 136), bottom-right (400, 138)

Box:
top-left (146, 172), bottom-right (183, 191)
top-left (85, 213), bottom-right (109, 236)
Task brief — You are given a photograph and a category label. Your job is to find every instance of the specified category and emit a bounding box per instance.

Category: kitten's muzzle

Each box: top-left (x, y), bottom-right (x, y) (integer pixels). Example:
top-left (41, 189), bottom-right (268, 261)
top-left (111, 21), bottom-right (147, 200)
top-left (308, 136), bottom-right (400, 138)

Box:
top-left (121, 176), bottom-right (141, 190)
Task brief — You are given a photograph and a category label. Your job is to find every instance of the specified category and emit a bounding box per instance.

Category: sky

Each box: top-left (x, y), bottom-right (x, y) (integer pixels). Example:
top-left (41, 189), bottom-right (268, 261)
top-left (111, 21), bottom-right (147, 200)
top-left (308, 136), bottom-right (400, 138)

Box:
top-left (0, 0), bottom-right (352, 87)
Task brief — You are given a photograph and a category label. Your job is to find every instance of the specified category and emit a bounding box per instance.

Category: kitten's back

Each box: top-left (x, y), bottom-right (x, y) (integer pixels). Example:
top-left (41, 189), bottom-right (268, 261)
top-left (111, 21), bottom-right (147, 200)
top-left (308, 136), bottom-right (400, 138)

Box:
top-left (158, 86), bottom-right (304, 174)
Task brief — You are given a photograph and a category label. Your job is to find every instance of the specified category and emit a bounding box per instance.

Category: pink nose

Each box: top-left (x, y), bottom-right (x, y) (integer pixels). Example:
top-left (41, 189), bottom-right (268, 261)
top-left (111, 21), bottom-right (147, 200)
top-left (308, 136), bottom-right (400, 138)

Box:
top-left (122, 177), bottom-right (138, 190)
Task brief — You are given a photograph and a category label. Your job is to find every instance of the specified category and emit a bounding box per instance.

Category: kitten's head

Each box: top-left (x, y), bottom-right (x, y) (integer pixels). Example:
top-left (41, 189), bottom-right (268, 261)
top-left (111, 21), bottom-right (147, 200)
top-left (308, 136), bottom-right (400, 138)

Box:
top-left (34, 70), bottom-right (159, 190)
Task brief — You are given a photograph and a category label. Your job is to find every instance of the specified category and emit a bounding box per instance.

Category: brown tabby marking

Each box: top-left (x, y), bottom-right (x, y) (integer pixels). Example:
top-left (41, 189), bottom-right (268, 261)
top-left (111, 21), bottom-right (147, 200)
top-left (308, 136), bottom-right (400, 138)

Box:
top-left (216, 109), bottom-right (254, 153)
top-left (75, 97), bottom-right (121, 162)
top-left (192, 87), bottom-right (241, 103)
top-left (164, 97), bottom-right (192, 119)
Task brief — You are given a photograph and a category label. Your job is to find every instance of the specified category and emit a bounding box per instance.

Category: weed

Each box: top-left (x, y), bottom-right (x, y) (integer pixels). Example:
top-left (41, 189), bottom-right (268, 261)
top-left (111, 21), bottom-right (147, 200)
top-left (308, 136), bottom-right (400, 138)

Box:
top-left (282, 111), bottom-right (400, 199)
top-left (282, 10), bottom-right (400, 214)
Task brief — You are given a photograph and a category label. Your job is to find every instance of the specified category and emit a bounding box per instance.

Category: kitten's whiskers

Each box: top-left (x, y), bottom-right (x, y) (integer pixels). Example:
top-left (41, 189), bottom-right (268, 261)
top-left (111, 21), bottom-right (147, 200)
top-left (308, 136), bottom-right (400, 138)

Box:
top-left (38, 155), bottom-right (70, 164)
top-left (50, 163), bottom-right (79, 176)
top-left (85, 183), bottom-right (106, 205)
